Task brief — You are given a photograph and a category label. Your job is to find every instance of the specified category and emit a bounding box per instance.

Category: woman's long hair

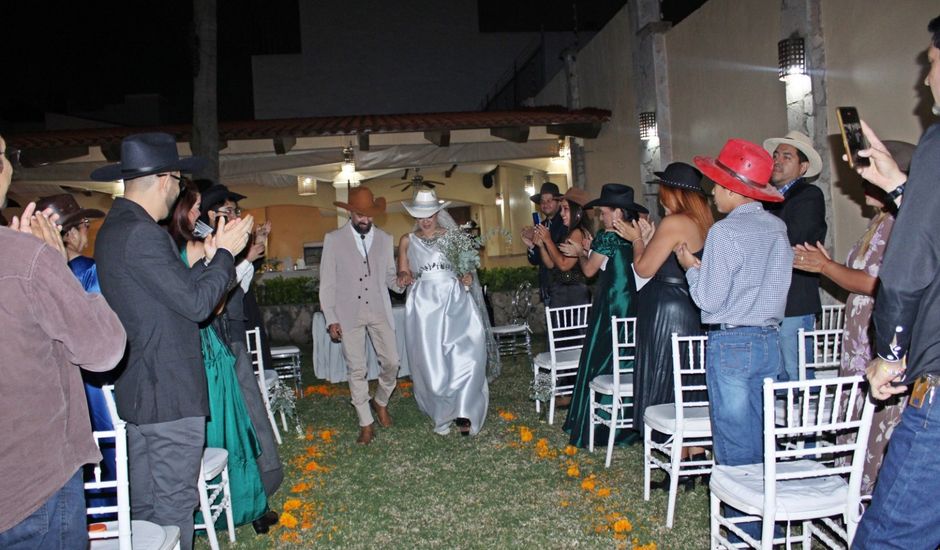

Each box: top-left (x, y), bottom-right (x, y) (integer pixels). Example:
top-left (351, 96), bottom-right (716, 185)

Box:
top-left (659, 185), bottom-right (714, 239)
top-left (564, 199), bottom-right (593, 240)
top-left (168, 178), bottom-right (200, 250)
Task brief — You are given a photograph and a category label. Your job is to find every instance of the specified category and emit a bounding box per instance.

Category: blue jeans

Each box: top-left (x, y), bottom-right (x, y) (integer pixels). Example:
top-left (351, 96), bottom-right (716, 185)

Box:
top-left (707, 326), bottom-right (782, 542)
top-left (778, 314), bottom-right (815, 382)
top-left (0, 469), bottom-right (86, 549)
top-left (854, 391), bottom-right (940, 549)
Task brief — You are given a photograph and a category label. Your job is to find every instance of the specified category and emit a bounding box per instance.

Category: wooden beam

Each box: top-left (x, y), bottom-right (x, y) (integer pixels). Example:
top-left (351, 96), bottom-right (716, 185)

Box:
top-left (423, 130), bottom-right (450, 147)
top-left (357, 133), bottom-right (370, 151)
top-left (546, 122), bottom-right (603, 139)
top-left (20, 146), bottom-right (89, 168)
top-left (490, 126), bottom-right (529, 143)
top-left (101, 143), bottom-right (122, 162)
top-left (273, 136), bottom-right (296, 155)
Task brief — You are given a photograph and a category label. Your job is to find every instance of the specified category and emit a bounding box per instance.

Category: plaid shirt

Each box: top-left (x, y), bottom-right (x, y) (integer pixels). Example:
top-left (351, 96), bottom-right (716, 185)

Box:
top-left (686, 201), bottom-right (792, 326)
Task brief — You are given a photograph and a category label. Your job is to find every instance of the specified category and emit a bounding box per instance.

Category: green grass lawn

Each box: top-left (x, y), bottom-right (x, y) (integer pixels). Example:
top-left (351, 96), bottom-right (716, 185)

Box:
top-left (199, 343), bottom-right (711, 549)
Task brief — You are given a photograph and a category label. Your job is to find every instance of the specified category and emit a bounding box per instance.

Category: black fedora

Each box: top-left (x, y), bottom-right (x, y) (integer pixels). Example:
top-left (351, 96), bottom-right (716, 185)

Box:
top-left (200, 184), bottom-right (247, 215)
top-left (90, 132), bottom-right (206, 182)
top-left (583, 183), bottom-right (648, 213)
top-left (529, 182), bottom-right (563, 204)
top-left (651, 162), bottom-right (706, 194)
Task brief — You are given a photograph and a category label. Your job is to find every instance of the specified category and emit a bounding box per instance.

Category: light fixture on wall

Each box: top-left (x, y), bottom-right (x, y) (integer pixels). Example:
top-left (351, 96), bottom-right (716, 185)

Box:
top-left (524, 174), bottom-right (536, 195)
top-left (297, 175), bottom-right (317, 196)
top-left (552, 137), bottom-right (570, 163)
top-left (334, 143), bottom-right (363, 185)
top-left (638, 111), bottom-right (658, 141)
top-left (495, 192), bottom-right (504, 206)
top-left (778, 35), bottom-right (806, 81)
top-left (341, 144), bottom-right (356, 175)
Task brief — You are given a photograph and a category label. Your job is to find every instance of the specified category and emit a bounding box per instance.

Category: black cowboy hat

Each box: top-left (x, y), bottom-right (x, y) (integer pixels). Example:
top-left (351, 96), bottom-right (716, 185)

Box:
top-left (583, 183), bottom-right (649, 213)
top-left (529, 182), bottom-right (563, 204)
top-left (200, 184), bottom-right (247, 215)
top-left (35, 193), bottom-right (105, 232)
top-left (90, 132), bottom-right (206, 182)
top-left (651, 162), bottom-right (706, 195)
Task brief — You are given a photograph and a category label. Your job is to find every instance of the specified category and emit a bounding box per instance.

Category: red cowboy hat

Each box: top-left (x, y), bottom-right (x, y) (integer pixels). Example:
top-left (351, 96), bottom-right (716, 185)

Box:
top-left (333, 186), bottom-right (386, 217)
top-left (694, 139), bottom-right (783, 202)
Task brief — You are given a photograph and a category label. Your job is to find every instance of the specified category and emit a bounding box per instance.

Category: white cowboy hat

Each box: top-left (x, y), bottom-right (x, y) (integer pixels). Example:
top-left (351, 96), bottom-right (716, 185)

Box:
top-left (402, 189), bottom-right (451, 218)
top-left (762, 130), bottom-right (823, 178)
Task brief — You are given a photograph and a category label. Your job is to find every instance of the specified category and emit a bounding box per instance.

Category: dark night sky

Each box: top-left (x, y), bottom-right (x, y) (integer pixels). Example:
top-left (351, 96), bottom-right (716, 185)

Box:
top-left (2, 0), bottom-right (703, 127)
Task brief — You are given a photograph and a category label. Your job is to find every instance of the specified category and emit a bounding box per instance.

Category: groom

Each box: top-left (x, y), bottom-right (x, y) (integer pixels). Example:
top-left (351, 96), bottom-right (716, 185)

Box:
top-left (319, 187), bottom-right (403, 444)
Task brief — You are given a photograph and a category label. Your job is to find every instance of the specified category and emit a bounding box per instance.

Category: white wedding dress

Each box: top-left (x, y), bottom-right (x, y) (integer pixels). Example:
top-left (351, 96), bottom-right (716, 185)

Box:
top-left (405, 233), bottom-right (489, 435)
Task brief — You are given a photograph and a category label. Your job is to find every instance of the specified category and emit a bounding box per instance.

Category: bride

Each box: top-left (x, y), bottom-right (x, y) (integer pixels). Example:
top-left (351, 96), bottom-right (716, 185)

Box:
top-left (397, 190), bottom-right (490, 436)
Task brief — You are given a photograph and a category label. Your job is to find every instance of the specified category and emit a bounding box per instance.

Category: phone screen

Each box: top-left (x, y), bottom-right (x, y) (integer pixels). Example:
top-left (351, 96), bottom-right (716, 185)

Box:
top-left (532, 212), bottom-right (541, 226)
top-left (837, 107), bottom-right (870, 168)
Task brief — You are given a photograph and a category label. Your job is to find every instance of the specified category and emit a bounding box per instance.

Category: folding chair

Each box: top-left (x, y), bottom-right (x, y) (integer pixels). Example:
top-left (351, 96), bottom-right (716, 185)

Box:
top-left (709, 375), bottom-right (875, 549)
top-left (270, 344), bottom-right (303, 396)
top-left (533, 303), bottom-right (591, 424)
top-left (86, 386), bottom-right (180, 550)
top-left (798, 328), bottom-right (843, 380)
top-left (818, 305), bottom-right (845, 331)
top-left (246, 327), bottom-right (283, 444)
top-left (588, 316), bottom-right (636, 467)
top-left (194, 448), bottom-right (236, 550)
top-left (643, 333), bottom-right (713, 528)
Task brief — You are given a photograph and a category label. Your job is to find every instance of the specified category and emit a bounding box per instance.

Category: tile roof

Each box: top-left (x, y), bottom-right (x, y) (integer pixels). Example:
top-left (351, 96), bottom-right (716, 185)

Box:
top-left (8, 106), bottom-right (611, 150)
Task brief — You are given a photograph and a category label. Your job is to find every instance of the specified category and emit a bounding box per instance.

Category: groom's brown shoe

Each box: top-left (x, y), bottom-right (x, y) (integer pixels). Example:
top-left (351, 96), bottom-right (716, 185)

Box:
top-left (356, 423), bottom-right (375, 445)
top-left (370, 400), bottom-right (393, 428)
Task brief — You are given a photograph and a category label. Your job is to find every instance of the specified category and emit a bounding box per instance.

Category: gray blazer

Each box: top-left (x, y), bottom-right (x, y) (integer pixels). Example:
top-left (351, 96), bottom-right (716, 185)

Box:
top-left (96, 198), bottom-right (235, 425)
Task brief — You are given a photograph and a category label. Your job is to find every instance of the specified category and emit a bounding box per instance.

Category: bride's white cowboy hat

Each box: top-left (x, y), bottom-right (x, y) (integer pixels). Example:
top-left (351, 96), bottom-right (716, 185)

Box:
top-left (403, 189), bottom-right (451, 218)
top-left (762, 130), bottom-right (823, 178)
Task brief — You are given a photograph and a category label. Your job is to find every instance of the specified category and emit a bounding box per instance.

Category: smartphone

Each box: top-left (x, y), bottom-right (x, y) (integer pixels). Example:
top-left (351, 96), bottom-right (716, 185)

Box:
top-left (532, 212), bottom-right (541, 226)
top-left (837, 107), bottom-right (870, 168)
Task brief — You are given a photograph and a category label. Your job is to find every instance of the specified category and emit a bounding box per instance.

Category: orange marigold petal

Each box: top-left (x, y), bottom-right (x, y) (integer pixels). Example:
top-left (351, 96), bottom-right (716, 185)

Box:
top-left (280, 511), bottom-right (299, 529)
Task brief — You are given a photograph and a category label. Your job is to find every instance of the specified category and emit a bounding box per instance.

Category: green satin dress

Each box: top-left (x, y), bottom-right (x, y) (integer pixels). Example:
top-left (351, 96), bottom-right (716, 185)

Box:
top-left (183, 250), bottom-right (268, 527)
top-left (563, 230), bottom-right (637, 448)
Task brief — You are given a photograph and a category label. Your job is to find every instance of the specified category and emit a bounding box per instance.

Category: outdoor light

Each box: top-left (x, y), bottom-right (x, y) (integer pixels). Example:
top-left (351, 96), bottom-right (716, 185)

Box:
top-left (341, 144), bottom-right (356, 175)
top-left (495, 193), bottom-right (504, 206)
top-left (554, 137), bottom-right (570, 162)
top-left (778, 36), bottom-right (806, 81)
top-left (297, 175), bottom-right (317, 196)
top-left (638, 112), bottom-right (658, 141)
top-left (524, 174), bottom-right (536, 195)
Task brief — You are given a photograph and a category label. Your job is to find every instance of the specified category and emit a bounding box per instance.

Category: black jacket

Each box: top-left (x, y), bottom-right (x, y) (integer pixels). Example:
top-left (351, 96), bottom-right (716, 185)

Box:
top-left (527, 213), bottom-right (568, 304)
top-left (96, 198), bottom-right (235, 424)
top-left (874, 123), bottom-right (940, 381)
top-left (766, 179), bottom-right (827, 317)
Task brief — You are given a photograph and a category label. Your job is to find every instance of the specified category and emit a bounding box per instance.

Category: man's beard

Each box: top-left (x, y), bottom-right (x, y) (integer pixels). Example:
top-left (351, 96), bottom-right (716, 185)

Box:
top-left (353, 221), bottom-right (372, 234)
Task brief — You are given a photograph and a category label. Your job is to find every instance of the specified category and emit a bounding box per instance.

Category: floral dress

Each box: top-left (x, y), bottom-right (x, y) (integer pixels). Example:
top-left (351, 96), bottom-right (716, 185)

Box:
top-left (839, 212), bottom-right (900, 495)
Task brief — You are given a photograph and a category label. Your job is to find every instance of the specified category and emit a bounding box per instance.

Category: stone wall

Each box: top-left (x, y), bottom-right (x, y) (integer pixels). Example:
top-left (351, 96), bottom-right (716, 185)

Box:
top-left (261, 304), bottom-right (316, 346)
top-left (488, 289), bottom-right (546, 334)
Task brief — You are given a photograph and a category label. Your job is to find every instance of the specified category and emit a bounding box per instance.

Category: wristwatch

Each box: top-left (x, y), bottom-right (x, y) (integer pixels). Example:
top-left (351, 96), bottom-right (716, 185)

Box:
top-left (888, 183), bottom-right (905, 200)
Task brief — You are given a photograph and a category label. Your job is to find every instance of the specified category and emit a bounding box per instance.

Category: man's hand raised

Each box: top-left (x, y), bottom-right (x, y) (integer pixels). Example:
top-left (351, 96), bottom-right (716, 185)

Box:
top-left (206, 215), bottom-right (254, 262)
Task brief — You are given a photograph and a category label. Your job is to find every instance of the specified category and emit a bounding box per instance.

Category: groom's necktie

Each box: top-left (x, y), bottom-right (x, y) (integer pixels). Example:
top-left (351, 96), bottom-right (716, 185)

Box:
top-left (360, 233), bottom-right (371, 277)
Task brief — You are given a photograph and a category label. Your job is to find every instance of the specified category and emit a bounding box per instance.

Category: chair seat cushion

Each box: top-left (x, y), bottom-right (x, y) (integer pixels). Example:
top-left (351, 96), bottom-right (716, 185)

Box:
top-left (534, 349), bottom-right (581, 369)
top-left (709, 461), bottom-right (848, 518)
top-left (644, 404), bottom-right (711, 436)
top-left (589, 373), bottom-right (634, 394)
top-left (90, 520), bottom-right (180, 550)
top-left (491, 324), bottom-right (528, 335)
top-left (270, 345), bottom-right (301, 357)
top-left (202, 447), bottom-right (229, 478)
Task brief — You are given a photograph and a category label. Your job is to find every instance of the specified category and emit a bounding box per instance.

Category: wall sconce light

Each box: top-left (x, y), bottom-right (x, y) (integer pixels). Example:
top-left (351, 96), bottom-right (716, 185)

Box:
top-left (778, 36), bottom-right (806, 81)
top-left (638, 112), bottom-right (658, 141)
top-left (524, 174), bottom-right (536, 195)
top-left (495, 192), bottom-right (504, 206)
top-left (341, 144), bottom-right (356, 175)
top-left (552, 137), bottom-right (571, 163)
top-left (297, 175), bottom-right (317, 196)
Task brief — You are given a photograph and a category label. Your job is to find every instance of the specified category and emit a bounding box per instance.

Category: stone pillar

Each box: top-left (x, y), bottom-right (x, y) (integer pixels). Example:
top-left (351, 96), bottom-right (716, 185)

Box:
top-left (629, 0), bottom-right (672, 219)
top-left (562, 48), bottom-right (587, 189)
top-left (332, 180), bottom-right (359, 228)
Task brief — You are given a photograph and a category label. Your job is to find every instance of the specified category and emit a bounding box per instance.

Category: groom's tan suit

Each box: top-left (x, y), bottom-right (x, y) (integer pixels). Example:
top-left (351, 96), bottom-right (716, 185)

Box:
top-left (319, 221), bottom-right (402, 427)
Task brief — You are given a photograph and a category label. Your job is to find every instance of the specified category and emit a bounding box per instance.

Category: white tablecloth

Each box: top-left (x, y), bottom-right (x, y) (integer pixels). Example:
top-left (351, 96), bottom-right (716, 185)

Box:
top-left (311, 307), bottom-right (411, 383)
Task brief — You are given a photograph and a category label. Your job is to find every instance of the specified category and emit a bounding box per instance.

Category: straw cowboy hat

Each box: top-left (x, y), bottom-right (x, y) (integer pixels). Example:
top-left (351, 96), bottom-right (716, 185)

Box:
top-left (90, 132), bottom-right (206, 182)
top-left (529, 182), bottom-right (563, 204)
top-left (403, 189), bottom-right (451, 218)
top-left (762, 130), bottom-right (823, 178)
top-left (694, 139), bottom-right (784, 202)
top-left (583, 183), bottom-right (649, 213)
top-left (333, 187), bottom-right (387, 217)
top-left (35, 193), bottom-right (105, 232)
top-left (560, 187), bottom-right (593, 208)
top-left (651, 162), bottom-right (706, 195)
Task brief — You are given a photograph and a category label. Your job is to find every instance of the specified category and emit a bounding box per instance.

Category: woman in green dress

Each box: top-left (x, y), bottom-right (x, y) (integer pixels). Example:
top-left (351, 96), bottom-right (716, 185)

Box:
top-left (169, 182), bottom-right (269, 528)
top-left (559, 184), bottom-right (644, 448)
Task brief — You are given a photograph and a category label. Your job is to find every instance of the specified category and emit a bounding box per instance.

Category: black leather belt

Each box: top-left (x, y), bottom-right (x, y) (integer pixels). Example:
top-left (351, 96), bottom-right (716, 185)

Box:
top-left (653, 275), bottom-right (686, 286)
top-left (705, 323), bottom-right (779, 331)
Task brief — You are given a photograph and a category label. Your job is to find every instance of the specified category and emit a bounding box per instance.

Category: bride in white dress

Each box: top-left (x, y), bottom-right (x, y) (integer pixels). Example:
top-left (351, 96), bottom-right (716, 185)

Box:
top-left (397, 190), bottom-right (489, 436)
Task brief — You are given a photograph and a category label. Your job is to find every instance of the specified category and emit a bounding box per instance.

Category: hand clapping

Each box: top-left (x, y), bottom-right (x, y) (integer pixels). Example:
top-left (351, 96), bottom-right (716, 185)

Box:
top-left (205, 214), bottom-right (254, 262)
top-left (10, 202), bottom-right (67, 259)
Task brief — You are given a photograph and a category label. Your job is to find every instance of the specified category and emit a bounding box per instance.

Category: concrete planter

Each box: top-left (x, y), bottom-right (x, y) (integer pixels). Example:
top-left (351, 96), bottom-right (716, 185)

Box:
top-left (260, 304), bottom-right (317, 346)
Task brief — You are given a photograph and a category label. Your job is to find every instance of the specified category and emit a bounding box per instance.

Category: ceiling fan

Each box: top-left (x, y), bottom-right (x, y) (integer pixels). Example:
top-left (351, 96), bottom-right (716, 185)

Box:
top-left (392, 167), bottom-right (446, 194)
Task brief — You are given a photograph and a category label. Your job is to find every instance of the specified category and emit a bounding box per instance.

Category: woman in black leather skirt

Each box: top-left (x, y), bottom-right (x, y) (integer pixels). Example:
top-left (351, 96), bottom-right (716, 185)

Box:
top-left (532, 187), bottom-right (594, 309)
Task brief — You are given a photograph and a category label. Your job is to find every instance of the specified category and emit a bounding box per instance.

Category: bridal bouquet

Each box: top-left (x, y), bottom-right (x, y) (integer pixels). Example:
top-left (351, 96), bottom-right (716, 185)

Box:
top-left (438, 227), bottom-right (511, 289)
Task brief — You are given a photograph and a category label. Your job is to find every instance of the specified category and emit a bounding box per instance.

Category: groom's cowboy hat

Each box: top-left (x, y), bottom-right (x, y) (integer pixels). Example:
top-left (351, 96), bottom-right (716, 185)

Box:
top-left (90, 132), bottom-right (206, 182)
top-left (694, 138), bottom-right (784, 202)
top-left (583, 183), bottom-right (649, 214)
top-left (35, 193), bottom-right (105, 232)
top-left (333, 186), bottom-right (386, 217)
top-left (762, 130), bottom-right (822, 178)
top-left (403, 189), bottom-right (451, 218)
top-left (529, 182), bottom-right (563, 204)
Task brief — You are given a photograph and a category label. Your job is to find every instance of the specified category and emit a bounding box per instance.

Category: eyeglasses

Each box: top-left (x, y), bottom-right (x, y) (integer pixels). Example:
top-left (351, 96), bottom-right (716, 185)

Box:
top-left (158, 173), bottom-right (184, 190)
top-left (214, 207), bottom-right (242, 217)
top-left (2, 148), bottom-right (21, 166)
top-left (79, 219), bottom-right (91, 228)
